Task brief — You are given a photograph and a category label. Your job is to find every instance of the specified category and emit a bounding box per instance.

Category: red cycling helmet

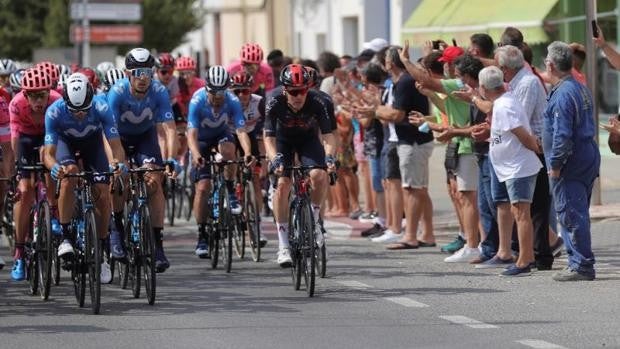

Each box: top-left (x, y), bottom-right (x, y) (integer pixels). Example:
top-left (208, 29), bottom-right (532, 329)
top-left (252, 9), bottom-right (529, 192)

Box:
top-left (175, 56), bottom-right (196, 71)
top-left (304, 66), bottom-right (320, 88)
top-left (77, 67), bottom-right (101, 88)
top-left (21, 68), bottom-right (53, 91)
top-left (230, 71), bottom-right (253, 89)
top-left (280, 64), bottom-right (308, 88)
top-left (35, 61), bottom-right (59, 83)
top-left (157, 53), bottom-right (175, 69)
top-left (240, 43), bottom-right (263, 64)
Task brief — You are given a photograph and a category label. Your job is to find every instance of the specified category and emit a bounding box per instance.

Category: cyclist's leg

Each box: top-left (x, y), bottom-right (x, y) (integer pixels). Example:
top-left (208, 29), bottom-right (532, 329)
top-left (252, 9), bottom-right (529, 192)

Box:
top-left (175, 123), bottom-right (188, 166)
top-left (81, 134), bottom-right (112, 240)
top-left (13, 135), bottom-right (39, 268)
top-left (273, 139), bottom-right (294, 250)
top-left (193, 140), bottom-right (213, 223)
top-left (56, 137), bottom-right (79, 257)
top-left (219, 134), bottom-right (240, 213)
top-left (300, 137), bottom-right (328, 222)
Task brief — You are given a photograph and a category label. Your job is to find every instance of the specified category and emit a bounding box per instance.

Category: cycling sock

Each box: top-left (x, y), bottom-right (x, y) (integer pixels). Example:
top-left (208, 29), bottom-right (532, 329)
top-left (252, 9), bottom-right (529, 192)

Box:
top-left (14, 243), bottom-right (24, 260)
top-left (61, 223), bottom-right (72, 241)
top-left (153, 227), bottom-right (163, 249)
top-left (312, 204), bottom-right (321, 224)
top-left (276, 222), bottom-right (289, 249)
top-left (113, 211), bottom-right (124, 232)
top-left (198, 224), bottom-right (206, 238)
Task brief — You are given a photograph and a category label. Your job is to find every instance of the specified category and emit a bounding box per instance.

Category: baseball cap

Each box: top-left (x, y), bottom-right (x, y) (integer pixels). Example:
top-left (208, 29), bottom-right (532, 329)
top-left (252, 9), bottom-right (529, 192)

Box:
top-left (363, 38), bottom-right (389, 52)
top-left (438, 46), bottom-right (465, 64)
top-left (355, 49), bottom-right (376, 62)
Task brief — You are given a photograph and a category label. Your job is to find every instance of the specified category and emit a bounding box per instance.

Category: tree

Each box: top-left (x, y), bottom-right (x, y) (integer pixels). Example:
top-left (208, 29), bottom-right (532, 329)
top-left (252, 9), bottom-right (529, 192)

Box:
top-left (0, 0), bottom-right (49, 60)
top-left (42, 0), bottom-right (70, 48)
top-left (141, 0), bottom-right (203, 52)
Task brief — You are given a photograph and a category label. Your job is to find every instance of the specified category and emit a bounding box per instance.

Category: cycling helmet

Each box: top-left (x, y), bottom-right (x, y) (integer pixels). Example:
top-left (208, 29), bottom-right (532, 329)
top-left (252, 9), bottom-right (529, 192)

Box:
top-left (63, 73), bottom-right (94, 112)
top-left (125, 48), bottom-right (155, 69)
top-left (205, 65), bottom-right (230, 91)
top-left (175, 56), bottom-right (196, 71)
top-left (57, 73), bottom-right (69, 90)
top-left (104, 68), bottom-right (125, 88)
top-left (9, 69), bottom-right (25, 91)
top-left (96, 61), bottom-right (115, 74)
top-left (35, 61), bottom-right (59, 83)
top-left (240, 43), bottom-right (263, 64)
top-left (157, 53), bottom-right (175, 69)
top-left (304, 66), bottom-right (320, 88)
top-left (77, 67), bottom-right (101, 88)
top-left (230, 71), bottom-right (253, 89)
top-left (0, 59), bottom-right (17, 75)
top-left (280, 64), bottom-right (308, 88)
top-left (21, 68), bottom-right (53, 91)
top-left (57, 64), bottom-right (71, 76)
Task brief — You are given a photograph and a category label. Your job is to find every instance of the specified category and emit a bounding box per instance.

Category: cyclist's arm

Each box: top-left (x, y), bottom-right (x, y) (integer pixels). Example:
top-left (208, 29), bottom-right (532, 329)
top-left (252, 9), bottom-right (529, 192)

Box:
top-left (155, 83), bottom-right (177, 159)
top-left (263, 98), bottom-right (278, 160)
top-left (162, 120), bottom-right (177, 160)
top-left (236, 130), bottom-right (252, 157)
top-left (187, 128), bottom-right (201, 159)
top-left (0, 142), bottom-right (13, 176)
top-left (43, 144), bottom-right (57, 171)
top-left (108, 138), bottom-right (125, 165)
top-left (263, 135), bottom-right (277, 161)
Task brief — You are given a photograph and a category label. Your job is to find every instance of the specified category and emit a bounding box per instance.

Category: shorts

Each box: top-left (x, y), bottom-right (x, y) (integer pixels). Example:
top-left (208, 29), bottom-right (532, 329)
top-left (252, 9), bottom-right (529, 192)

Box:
top-left (455, 154), bottom-right (478, 191)
top-left (353, 131), bottom-right (366, 163)
top-left (368, 156), bottom-right (384, 193)
top-left (233, 130), bottom-right (261, 159)
top-left (381, 142), bottom-right (400, 180)
top-left (397, 141), bottom-right (433, 188)
top-left (56, 133), bottom-right (110, 184)
top-left (193, 130), bottom-right (235, 182)
top-left (491, 173), bottom-right (537, 204)
top-left (276, 136), bottom-right (326, 177)
top-left (120, 126), bottom-right (163, 167)
top-left (16, 133), bottom-right (44, 177)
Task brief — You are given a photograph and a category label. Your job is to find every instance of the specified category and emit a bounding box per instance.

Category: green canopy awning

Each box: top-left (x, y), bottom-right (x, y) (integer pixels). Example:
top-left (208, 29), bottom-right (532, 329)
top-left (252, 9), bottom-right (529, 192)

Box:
top-left (401, 0), bottom-right (559, 45)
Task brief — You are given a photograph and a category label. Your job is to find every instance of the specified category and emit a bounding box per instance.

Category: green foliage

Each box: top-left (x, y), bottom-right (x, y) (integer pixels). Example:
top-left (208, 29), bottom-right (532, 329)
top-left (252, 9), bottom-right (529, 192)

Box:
top-left (0, 0), bottom-right (49, 60)
top-left (141, 0), bottom-right (204, 52)
top-left (42, 0), bottom-right (70, 48)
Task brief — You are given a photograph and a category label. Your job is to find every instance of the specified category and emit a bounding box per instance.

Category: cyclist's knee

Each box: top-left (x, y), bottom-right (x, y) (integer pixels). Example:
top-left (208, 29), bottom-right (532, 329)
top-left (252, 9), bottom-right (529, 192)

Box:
top-left (92, 183), bottom-right (110, 204)
top-left (309, 169), bottom-right (328, 187)
top-left (195, 179), bottom-right (211, 194)
top-left (275, 178), bottom-right (291, 198)
top-left (220, 142), bottom-right (235, 160)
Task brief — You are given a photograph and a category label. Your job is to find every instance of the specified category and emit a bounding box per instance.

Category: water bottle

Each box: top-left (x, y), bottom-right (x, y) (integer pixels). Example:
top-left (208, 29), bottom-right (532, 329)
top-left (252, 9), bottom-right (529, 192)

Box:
top-left (235, 182), bottom-right (243, 202)
top-left (131, 211), bottom-right (140, 242)
top-left (77, 220), bottom-right (85, 250)
top-left (32, 212), bottom-right (39, 242)
top-left (212, 184), bottom-right (219, 219)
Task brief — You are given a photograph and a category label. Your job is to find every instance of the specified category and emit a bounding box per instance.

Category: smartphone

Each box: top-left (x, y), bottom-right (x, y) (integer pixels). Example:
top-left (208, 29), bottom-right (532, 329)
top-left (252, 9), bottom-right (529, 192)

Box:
top-left (452, 38), bottom-right (458, 47)
top-left (592, 20), bottom-right (599, 38)
top-left (432, 40), bottom-right (440, 50)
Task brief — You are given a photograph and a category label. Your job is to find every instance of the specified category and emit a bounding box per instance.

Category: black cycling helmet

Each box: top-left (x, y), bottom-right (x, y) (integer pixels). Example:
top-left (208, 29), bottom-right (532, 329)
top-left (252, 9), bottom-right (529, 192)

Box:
top-left (280, 64), bottom-right (309, 88)
top-left (125, 48), bottom-right (155, 70)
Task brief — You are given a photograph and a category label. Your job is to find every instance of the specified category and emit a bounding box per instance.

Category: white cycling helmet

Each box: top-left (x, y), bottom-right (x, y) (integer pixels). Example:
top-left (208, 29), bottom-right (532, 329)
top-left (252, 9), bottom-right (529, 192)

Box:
top-left (104, 68), bottom-right (125, 88)
top-left (0, 58), bottom-right (17, 75)
top-left (57, 73), bottom-right (70, 90)
top-left (57, 64), bottom-right (71, 76)
top-left (205, 65), bottom-right (230, 91)
top-left (63, 73), bottom-right (94, 112)
top-left (96, 61), bottom-right (116, 74)
top-left (9, 69), bottom-right (24, 91)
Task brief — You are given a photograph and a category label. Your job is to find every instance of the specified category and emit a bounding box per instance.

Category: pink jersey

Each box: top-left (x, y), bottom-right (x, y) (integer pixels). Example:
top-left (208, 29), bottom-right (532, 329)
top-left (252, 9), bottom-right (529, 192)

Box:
top-left (177, 77), bottom-right (205, 119)
top-left (0, 89), bottom-right (10, 142)
top-left (9, 90), bottom-right (62, 139)
top-left (226, 60), bottom-right (275, 93)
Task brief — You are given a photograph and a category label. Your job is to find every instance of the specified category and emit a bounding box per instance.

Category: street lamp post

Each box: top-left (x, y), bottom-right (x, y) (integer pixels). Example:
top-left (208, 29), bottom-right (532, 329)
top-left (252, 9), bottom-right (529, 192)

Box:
top-left (82, 0), bottom-right (91, 68)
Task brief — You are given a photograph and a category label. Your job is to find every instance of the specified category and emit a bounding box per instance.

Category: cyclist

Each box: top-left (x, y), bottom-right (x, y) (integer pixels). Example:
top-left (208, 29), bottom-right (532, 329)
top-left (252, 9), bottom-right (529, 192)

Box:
top-left (0, 58), bottom-right (17, 96)
top-left (187, 65), bottom-right (249, 258)
top-left (227, 43), bottom-right (275, 97)
top-left (8, 67), bottom-right (62, 281)
top-left (0, 79), bottom-right (12, 270)
top-left (77, 67), bottom-right (102, 93)
top-left (102, 68), bottom-right (125, 93)
top-left (264, 64), bottom-right (336, 267)
top-left (36, 61), bottom-right (62, 95)
top-left (96, 61), bottom-right (116, 76)
top-left (9, 68), bottom-right (24, 95)
top-left (229, 71), bottom-right (268, 247)
top-left (107, 48), bottom-right (177, 273)
top-left (43, 73), bottom-right (125, 283)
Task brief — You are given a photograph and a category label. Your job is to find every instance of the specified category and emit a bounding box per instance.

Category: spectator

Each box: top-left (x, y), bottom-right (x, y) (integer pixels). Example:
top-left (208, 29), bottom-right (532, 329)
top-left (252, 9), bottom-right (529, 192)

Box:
top-left (267, 49), bottom-right (285, 87)
top-left (568, 42), bottom-right (587, 85)
top-left (340, 55), bottom-right (353, 67)
top-left (593, 22), bottom-right (620, 70)
top-left (317, 51), bottom-right (341, 94)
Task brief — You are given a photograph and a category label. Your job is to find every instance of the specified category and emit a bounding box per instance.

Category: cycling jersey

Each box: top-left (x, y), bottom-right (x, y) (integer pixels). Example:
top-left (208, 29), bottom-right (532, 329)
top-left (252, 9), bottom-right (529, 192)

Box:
top-left (229, 93), bottom-right (265, 134)
top-left (106, 78), bottom-right (174, 136)
top-left (187, 89), bottom-right (245, 141)
top-left (9, 90), bottom-right (62, 139)
top-left (0, 91), bottom-right (9, 142)
top-left (156, 76), bottom-right (180, 103)
top-left (44, 95), bottom-right (119, 146)
top-left (177, 77), bottom-right (205, 121)
top-left (226, 61), bottom-right (275, 94)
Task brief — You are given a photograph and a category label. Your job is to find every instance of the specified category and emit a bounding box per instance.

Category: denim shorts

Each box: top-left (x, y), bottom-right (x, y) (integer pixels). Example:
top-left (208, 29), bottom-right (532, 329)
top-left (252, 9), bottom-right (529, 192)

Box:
top-left (491, 172), bottom-right (537, 204)
top-left (368, 155), bottom-right (384, 193)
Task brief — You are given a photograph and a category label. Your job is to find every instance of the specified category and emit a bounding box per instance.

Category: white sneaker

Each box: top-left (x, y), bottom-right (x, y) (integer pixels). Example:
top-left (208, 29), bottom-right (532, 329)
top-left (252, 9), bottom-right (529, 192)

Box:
top-left (100, 261), bottom-right (112, 284)
top-left (371, 230), bottom-right (402, 243)
top-left (444, 246), bottom-right (480, 263)
top-left (277, 247), bottom-right (292, 268)
top-left (0, 255), bottom-right (5, 270)
top-left (58, 240), bottom-right (75, 257)
top-left (315, 223), bottom-right (324, 247)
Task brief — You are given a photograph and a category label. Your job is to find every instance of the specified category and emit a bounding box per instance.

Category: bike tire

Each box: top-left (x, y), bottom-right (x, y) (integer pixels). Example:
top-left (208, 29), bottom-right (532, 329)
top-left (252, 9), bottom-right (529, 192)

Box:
top-left (36, 202), bottom-right (53, 300)
top-left (301, 203), bottom-right (316, 297)
top-left (166, 177), bottom-right (176, 227)
top-left (52, 246), bottom-right (61, 286)
top-left (316, 242), bottom-right (327, 278)
top-left (127, 203), bottom-right (141, 299)
top-left (72, 245), bottom-right (86, 308)
top-left (289, 204), bottom-right (302, 291)
top-left (85, 210), bottom-right (101, 314)
top-left (139, 204), bottom-right (156, 305)
top-left (27, 245), bottom-right (39, 296)
top-left (220, 185), bottom-right (233, 273)
top-left (245, 182), bottom-right (260, 262)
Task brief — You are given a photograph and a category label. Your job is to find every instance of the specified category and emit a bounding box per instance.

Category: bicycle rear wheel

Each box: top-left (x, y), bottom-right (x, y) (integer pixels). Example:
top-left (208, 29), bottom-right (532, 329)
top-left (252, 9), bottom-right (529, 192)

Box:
top-left (2, 194), bottom-right (15, 255)
top-left (52, 241), bottom-right (61, 286)
top-left (166, 177), bottom-right (176, 226)
top-left (36, 202), bottom-right (53, 300)
top-left (72, 241), bottom-right (86, 308)
top-left (139, 204), bottom-right (156, 305)
top-left (85, 210), bottom-right (101, 314)
top-left (220, 186), bottom-right (233, 273)
top-left (27, 245), bottom-right (39, 296)
top-left (301, 203), bottom-right (316, 297)
top-left (289, 204), bottom-right (302, 290)
top-left (126, 205), bottom-right (141, 299)
top-left (245, 182), bottom-right (260, 262)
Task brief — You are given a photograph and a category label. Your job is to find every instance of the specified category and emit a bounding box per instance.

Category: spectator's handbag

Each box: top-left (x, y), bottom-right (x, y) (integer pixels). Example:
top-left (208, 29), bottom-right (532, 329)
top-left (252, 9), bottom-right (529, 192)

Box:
top-left (444, 141), bottom-right (460, 171)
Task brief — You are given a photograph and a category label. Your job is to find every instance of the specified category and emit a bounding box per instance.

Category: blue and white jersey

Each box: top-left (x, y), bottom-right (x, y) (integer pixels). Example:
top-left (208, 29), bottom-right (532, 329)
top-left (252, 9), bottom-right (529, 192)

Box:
top-left (44, 95), bottom-right (119, 145)
top-left (106, 78), bottom-right (174, 136)
top-left (187, 89), bottom-right (245, 140)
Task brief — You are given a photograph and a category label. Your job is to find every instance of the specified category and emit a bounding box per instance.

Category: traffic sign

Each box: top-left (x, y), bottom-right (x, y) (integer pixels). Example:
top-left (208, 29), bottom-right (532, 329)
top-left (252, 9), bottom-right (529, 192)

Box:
top-left (70, 2), bottom-right (142, 21)
top-left (71, 25), bottom-right (143, 44)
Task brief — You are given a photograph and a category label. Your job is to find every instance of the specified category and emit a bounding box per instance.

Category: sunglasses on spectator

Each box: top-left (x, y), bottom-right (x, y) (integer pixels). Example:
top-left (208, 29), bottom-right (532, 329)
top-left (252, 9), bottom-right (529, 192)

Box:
top-left (207, 89), bottom-right (226, 96)
top-left (233, 89), bottom-right (251, 96)
top-left (25, 90), bottom-right (50, 100)
top-left (285, 88), bottom-right (308, 97)
top-left (130, 68), bottom-right (154, 78)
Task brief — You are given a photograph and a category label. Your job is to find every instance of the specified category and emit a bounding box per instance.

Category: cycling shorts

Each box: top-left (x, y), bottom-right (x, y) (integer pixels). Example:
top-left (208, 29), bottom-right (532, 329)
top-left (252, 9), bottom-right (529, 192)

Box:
top-left (120, 126), bottom-right (163, 167)
top-left (56, 133), bottom-right (110, 184)
top-left (192, 130), bottom-right (235, 182)
top-left (276, 136), bottom-right (326, 178)
top-left (16, 133), bottom-right (44, 177)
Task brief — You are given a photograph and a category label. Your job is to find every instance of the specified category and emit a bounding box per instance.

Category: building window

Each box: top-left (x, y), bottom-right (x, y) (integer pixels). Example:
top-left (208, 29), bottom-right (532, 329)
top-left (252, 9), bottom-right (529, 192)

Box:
top-left (342, 16), bottom-right (359, 56)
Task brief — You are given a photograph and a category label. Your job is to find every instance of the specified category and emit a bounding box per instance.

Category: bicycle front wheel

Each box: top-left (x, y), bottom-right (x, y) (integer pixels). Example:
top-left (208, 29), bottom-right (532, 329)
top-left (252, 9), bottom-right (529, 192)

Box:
top-left (36, 201), bottom-right (53, 300)
top-left (85, 210), bottom-right (101, 314)
top-left (219, 186), bottom-right (233, 273)
top-left (301, 202), bottom-right (316, 297)
top-left (139, 204), bottom-right (156, 305)
top-left (166, 177), bottom-right (176, 226)
top-left (289, 204), bottom-right (302, 291)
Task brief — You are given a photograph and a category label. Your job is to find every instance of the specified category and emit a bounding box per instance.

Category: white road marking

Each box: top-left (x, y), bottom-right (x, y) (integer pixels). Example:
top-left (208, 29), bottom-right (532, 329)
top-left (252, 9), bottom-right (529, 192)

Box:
top-left (384, 297), bottom-right (429, 308)
top-left (439, 315), bottom-right (498, 329)
top-left (337, 280), bottom-right (372, 289)
top-left (516, 339), bottom-right (568, 349)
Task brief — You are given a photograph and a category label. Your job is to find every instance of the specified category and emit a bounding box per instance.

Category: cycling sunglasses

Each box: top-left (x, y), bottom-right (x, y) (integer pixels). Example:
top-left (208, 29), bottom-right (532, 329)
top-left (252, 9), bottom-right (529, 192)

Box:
top-left (25, 90), bottom-right (50, 100)
top-left (207, 89), bottom-right (226, 96)
top-left (233, 89), bottom-right (251, 96)
top-left (285, 88), bottom-right (308, 97)
top-left (130, 68), bottom-right (154, 78)
top-left (68, 106), bottom-right (90, 115)
top-left (158, 69), bottom-right (172, 75)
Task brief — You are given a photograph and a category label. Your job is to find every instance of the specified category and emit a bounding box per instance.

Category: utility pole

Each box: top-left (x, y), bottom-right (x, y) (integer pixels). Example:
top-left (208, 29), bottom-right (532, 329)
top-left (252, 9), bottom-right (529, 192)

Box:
top-left (82, 0), bottom-right (91, 68)
top-left (586, 0), bottom-right (601, 205)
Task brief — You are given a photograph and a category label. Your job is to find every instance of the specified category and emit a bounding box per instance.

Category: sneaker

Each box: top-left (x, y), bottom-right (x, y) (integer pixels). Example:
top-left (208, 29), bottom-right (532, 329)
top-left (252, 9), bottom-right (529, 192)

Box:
top-left (259, 234), bottom-right (268, 248)
top-left (155, 247), bottom-right (170, 273)
top-left (370, 230), bottom-right (402, 243)
top-left (551, 237), bottom-right (564, 258)
top-left (195, 238), bottom-right (209, 259)
top-left (277, 247), bottom-right (292, 268)
top-left (361, 223), bottom-right (384, 237)
top-left (475, 256), bottom-right (515, 269)
top-left (229, 195), bottom-right (242, 215)
top-left (501, 264), bottom-right (532, 277)
top-left (552, 268), bottom-right (594, 281)
top-left (51, 218), bottom-right (62, 236)
top-left (109, 228), bottom-right (127, 261)
top-left (58, 239), bottom-right (75, 258)
top-left (469, 256), bottom-right (489, 265)
top-left (100, 261), bottom-right (112, 284)
top-left (349, 209), bottom-right (363, 220)
top-left (315, 223), bottom-right (324, 247)
top-left (11, 258), bottom-right (25, 281)
top-left (444, 246), bottom-right (479, 263)
top-left (0, 255), bottom-right (5, 270)
top-left (440, 235), bottom-right (466, 254)
top-left (358, 211), bottom-right (377, 224)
